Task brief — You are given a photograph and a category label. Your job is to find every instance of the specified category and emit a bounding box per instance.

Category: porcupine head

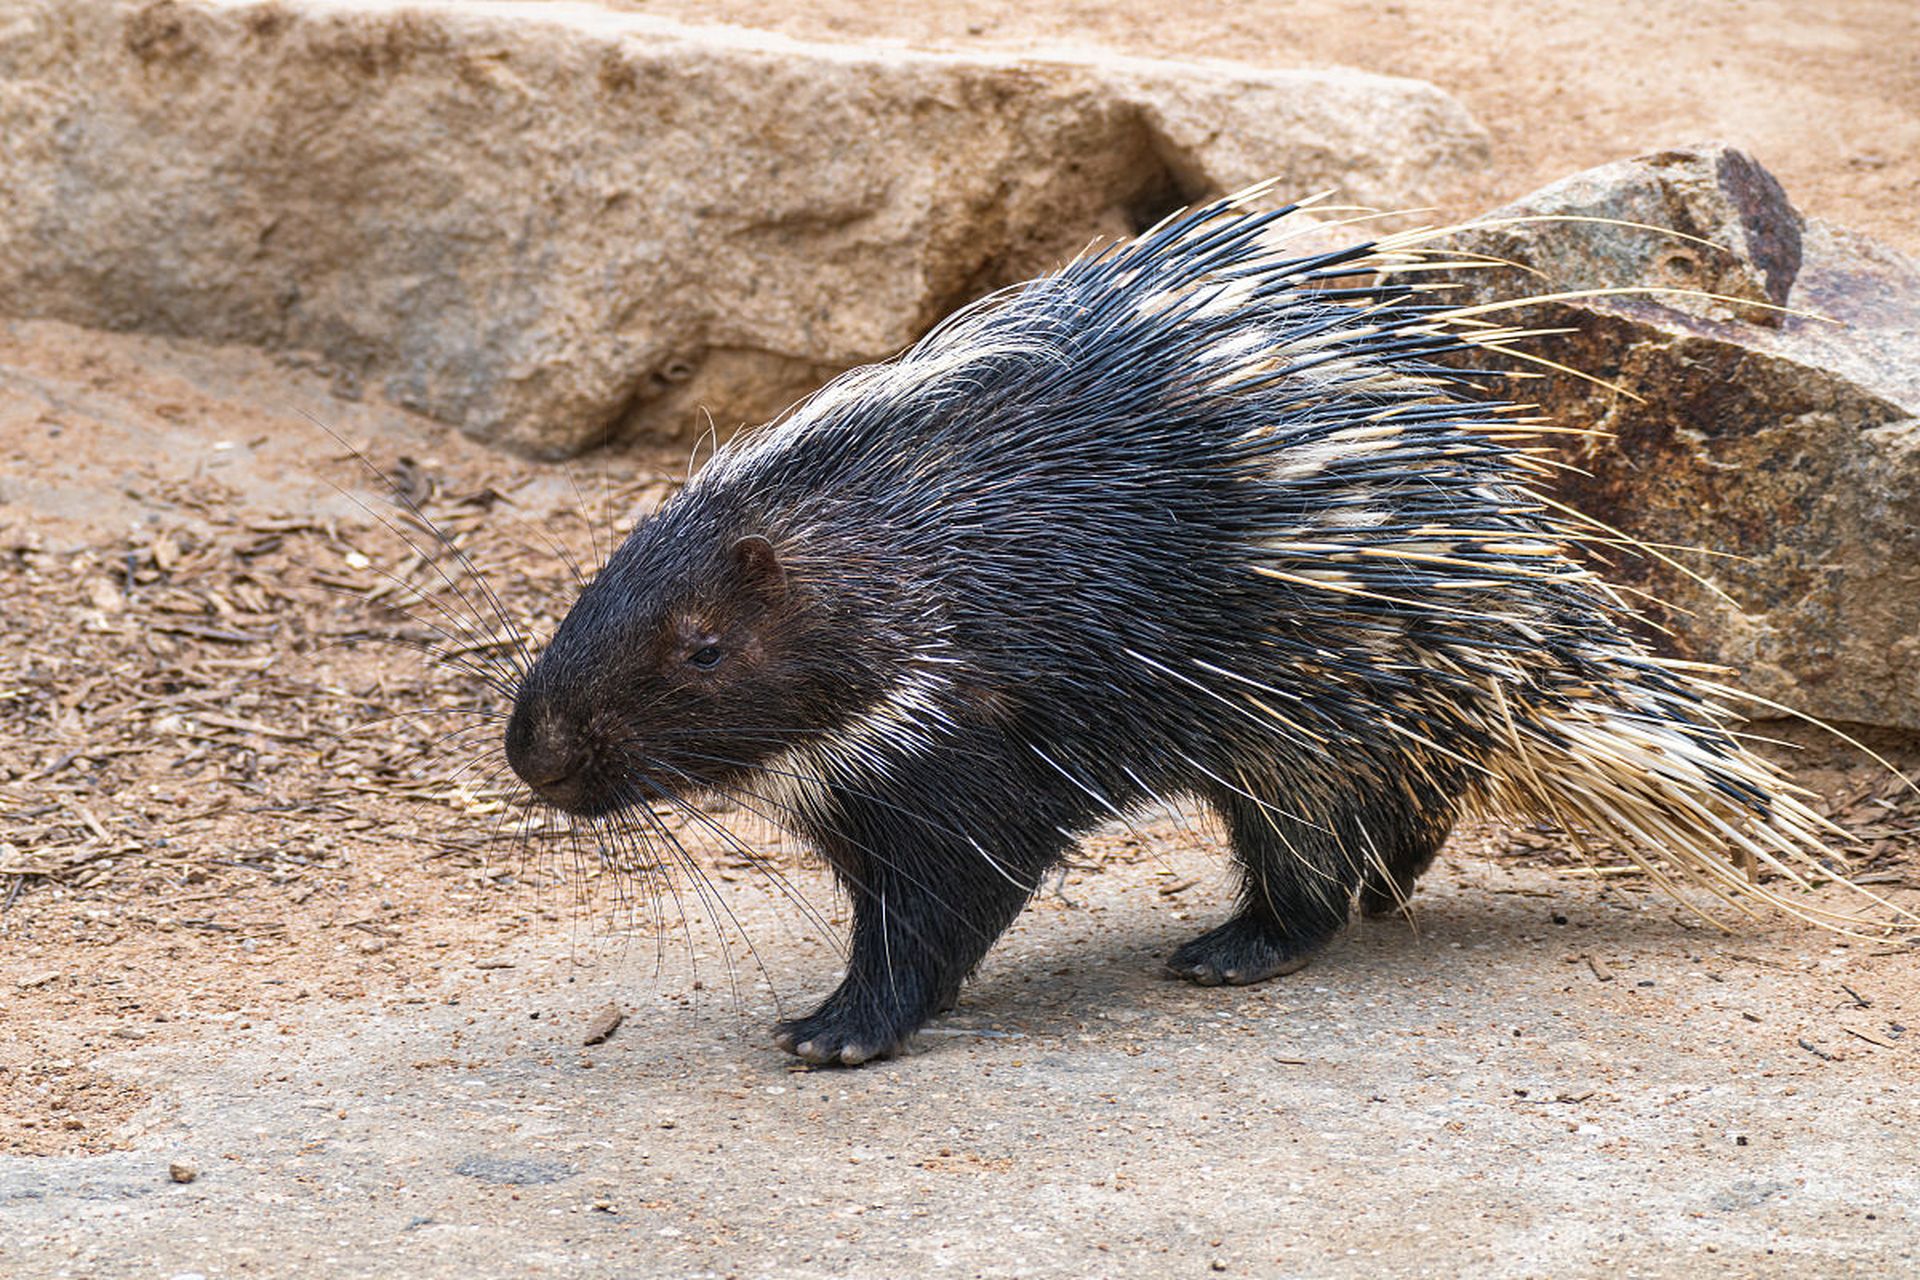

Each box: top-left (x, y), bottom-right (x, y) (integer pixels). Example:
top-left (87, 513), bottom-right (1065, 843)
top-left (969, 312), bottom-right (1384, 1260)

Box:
top-left (503, 496), bottom-right (869, 821)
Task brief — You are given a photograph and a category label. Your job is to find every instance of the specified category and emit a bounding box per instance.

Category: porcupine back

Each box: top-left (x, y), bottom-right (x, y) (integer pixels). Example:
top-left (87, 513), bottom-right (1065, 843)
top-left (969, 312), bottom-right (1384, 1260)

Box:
top-left (683, 192), bottom-right (1859, 930)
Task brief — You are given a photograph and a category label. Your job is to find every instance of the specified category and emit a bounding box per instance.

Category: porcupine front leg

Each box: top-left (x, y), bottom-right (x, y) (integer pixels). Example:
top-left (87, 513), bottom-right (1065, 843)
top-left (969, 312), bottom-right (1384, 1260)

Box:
top-left (773, 785), bottom-right (1067, 1066)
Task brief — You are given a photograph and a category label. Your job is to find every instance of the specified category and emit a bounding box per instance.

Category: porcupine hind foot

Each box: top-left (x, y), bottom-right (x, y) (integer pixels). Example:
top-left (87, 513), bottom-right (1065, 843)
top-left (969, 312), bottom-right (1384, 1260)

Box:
top-left (1166, 787), bottom-right (1353, 986)
top-left (1166, 915), bottom-right (1321, 986)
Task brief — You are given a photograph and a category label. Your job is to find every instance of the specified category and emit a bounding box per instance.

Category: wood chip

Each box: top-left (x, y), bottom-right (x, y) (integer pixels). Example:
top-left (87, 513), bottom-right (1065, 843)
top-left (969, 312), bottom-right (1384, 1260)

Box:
top-left (582, 1003), bottom-right (625, 1046)
top-left (150, 621), bottom-right (269, 645)
top-left (191, 712), bottom-right (306, 741)
top-left (69, 804), bottom-right (111, 842)
top-left (1586, 956), bottom-right (1615, 982)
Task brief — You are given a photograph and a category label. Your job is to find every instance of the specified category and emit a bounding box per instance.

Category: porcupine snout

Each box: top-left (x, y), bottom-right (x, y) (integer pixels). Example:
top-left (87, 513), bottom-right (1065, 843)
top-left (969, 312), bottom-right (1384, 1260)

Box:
top-left (504, 692), bottom-right (598, 814)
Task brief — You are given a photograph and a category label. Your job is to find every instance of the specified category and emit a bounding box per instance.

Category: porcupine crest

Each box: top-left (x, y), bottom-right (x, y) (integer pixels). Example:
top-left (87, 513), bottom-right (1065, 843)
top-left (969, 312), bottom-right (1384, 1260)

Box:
top-left (507, 186), bottom-right (1908, 1061)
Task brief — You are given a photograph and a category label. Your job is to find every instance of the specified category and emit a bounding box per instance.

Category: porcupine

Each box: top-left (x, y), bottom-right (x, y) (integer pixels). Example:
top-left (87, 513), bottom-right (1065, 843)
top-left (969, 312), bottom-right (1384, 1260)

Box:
top-left (504, 190), bottom-right (1879, 1066)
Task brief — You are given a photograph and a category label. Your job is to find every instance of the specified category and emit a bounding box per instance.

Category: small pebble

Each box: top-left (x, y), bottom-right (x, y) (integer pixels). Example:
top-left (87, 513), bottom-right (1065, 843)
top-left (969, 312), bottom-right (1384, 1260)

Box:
top-left (582, 1003), bottom-right (625, 1046)
top-left (169, 1160), bottom-right (199, 1184)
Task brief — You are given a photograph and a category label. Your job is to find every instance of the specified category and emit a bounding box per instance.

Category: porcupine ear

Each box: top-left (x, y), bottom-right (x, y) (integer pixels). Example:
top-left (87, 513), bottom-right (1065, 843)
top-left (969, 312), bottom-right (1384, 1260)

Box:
top-left (729, 534), bottom-right (787, 599)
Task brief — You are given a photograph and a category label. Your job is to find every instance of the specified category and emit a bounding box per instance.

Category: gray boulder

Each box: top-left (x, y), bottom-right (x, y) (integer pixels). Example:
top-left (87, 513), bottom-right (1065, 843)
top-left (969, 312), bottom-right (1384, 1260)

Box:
top-left (1447, 145), bottom-right (1920, 732)
top-left (0, 0), bottom-right (1489, 455)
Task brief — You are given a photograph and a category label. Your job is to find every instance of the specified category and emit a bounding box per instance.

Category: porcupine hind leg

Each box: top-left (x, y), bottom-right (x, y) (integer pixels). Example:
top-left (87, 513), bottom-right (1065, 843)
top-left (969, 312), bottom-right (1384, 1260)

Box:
top-left (1356, 772), bottom-right (1462, 918)
top-left (1355, 818), bottom-right (1448, 918)
top-left (1167, 784), bottom-right (1358, 986)
top-left (772, 777), bottom-right (1070, 1066)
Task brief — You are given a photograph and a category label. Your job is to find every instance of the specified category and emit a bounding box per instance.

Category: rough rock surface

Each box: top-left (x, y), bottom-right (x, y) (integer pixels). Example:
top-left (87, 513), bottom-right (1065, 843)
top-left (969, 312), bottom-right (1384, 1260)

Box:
top-left (1448, 145), bottom-right (1920, 732)
top-left (0, 0), bottom-right (1489, 456)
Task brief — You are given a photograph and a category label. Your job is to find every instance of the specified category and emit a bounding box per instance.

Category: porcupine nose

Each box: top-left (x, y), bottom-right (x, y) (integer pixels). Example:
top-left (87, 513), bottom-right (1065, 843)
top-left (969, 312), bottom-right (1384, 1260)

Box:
top-left (504, 701), bottom-right (592, 811)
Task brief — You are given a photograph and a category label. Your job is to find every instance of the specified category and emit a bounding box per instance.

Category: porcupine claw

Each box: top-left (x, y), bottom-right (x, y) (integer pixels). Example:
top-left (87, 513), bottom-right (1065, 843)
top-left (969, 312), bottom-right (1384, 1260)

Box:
top-left (772, 1015), bottom-right (902, 1067)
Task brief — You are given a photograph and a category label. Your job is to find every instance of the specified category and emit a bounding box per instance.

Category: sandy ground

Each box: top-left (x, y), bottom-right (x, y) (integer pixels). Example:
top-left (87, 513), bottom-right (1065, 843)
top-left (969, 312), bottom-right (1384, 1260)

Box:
top-left (3, 3), bottom-right (1920, 1277)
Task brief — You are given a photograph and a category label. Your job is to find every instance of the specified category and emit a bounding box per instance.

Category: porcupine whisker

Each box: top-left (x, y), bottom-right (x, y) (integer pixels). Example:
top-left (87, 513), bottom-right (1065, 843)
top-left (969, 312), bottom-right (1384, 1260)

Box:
top-left (358, 719), bottom-right (510, 793)
top-left (305, 486), bottom-right (524, 681)
top-left (368, 715), bottom-right (512, 770)
top-left (555, 819), bottom-right (618, 959)
top-left (608, 777), bottom-right (729, 995)
top-left (618, 775), bottom-right (784, 1021)
top-left (489, 513), bottom-right (591, 599)
top-left (508, 791), bottom-right (573, 904)
top-left (312, 567), bottom-right (530, 716)
top-left (366, 481), bottom-right (543, 691)
top-left (303, 413), bottom-right (537, 684)
top-left (558, 801), bottom-right (638, 923)
top-left (429, 736), bottom-right (519, 797)
top-left (598, 803), bottom-right (700, 996)
top-left (613, 755), bottom-right (849, 949)
top-left (589, 808), bottom-right (673, 981)
top-left (621, 744), bottom-right (992, 948)
top-left (306, 592), bottom-right (523, 703)
top-left (644, 784), bottom-right (849, 953)
top-left (405, 719), bottom-right (512, 769)
top-left (638, 821), bottom-right (837, 1017)
top-left (304, 549), bottom-right (521, 670)
top-left (343, 705), bottom-right (506, 735)
top-left (559, 461), bottom-right (603, 589)
top-left (468, 758), bottom-right (547, 857)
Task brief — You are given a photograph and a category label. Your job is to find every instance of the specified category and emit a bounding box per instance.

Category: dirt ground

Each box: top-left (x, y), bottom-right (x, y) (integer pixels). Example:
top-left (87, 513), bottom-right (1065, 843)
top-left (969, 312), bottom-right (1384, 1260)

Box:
top-left (3, 3), bottom-right (1919, 1277)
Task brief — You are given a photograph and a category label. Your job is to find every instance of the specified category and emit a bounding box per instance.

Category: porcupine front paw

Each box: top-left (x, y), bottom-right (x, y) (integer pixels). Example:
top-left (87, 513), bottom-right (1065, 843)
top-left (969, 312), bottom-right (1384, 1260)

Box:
top-left (772, 989), bottom-right (926, 1066)
top-left (1166, 915), bottom-right (1322, 986)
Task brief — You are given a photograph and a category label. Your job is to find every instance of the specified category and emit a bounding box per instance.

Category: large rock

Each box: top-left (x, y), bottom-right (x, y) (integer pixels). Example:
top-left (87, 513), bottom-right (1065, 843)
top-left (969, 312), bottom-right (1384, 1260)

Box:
top-left (1447, 146), bottom-right (1920, 732)
top-left (0, 0), bottom-right (1489, 456)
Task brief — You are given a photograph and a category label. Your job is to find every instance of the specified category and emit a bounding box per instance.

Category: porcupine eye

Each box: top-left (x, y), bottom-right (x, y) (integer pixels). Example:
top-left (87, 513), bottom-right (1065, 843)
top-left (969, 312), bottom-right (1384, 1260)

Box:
top-left (688, 644), bottom-right (723, 670)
